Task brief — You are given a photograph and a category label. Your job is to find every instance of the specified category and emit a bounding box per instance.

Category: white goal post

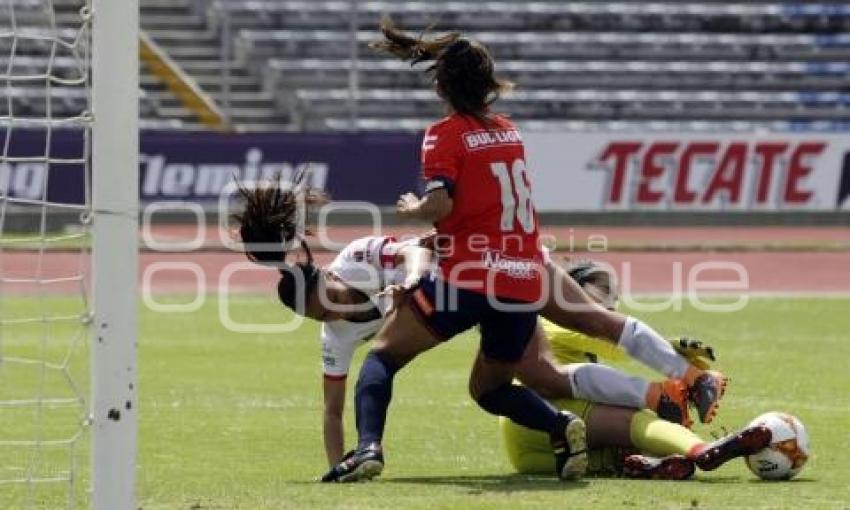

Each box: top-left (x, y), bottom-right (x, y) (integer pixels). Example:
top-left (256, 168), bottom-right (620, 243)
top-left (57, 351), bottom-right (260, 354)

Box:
top-left (91, 0), bottom-right (138, 509)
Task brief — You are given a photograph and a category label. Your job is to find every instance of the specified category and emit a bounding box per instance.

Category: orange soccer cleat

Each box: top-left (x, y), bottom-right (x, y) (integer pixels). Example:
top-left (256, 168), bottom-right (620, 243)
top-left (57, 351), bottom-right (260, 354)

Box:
top-left (651, 379), bottom-right (694, 428)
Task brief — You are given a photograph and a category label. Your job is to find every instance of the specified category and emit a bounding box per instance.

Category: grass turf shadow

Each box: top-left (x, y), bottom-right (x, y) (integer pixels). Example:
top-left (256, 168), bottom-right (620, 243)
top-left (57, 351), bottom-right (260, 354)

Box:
top-left (379, 474), bottom-right (590, 493)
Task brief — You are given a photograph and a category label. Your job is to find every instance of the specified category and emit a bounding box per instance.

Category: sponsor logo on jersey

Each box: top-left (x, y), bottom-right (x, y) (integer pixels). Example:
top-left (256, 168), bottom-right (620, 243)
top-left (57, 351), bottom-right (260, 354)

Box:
top-left (463, 129), bottom-right (523, 151)
top-left (481, 250), bottom-right (538, 279)
top-left (422, 135), bottom-right (438, 153)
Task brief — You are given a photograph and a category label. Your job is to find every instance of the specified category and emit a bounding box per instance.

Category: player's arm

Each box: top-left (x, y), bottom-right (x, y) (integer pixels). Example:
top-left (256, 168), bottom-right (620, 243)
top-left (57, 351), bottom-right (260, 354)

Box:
top-left (396, 189), bottom-right (453, 223)
top-left (322, 376), bottom-right (347, 467)
top-left (395, 242), bottom-right (433, 288)
top-left (319, 324), bottom-right (358, 467)
top-left (402, 122), bottom-right (460, 223)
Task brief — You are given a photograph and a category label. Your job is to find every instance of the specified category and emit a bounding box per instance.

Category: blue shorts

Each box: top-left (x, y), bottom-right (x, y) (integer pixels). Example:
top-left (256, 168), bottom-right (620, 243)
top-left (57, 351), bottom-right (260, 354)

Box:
top-left (409, 274), bottom-right (538, 363)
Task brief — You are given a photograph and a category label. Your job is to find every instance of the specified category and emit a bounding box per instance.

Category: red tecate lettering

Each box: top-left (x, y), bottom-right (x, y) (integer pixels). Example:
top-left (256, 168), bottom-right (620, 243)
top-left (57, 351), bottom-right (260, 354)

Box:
top-left (754, 143), bottom-right (788, 204)
top-left (703, 142), bottom-right (747, 204)
top-left (637, 142), bottom-right (678, 204)
top-left (599, 142), bottom-right (642, 204)
top-left (784, 142), bottom-right (825, 204)
top-left (675, 142), bottom-right (718, 204)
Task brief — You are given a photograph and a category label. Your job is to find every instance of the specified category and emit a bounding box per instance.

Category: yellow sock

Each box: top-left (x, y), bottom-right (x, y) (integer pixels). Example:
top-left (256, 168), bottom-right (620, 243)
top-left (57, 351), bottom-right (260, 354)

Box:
top-left (629, 409), bottom-right (706, 458)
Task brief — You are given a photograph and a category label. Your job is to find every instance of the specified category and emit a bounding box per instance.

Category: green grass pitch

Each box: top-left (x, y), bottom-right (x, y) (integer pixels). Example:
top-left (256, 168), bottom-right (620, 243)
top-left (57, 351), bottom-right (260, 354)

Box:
top-left (2, 296), bottom-right (849, 509)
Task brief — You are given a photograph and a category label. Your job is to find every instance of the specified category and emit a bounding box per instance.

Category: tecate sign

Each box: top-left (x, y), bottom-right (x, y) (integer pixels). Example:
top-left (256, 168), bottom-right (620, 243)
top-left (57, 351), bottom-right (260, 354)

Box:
top-left (525, 132), bottom-right (850, 211)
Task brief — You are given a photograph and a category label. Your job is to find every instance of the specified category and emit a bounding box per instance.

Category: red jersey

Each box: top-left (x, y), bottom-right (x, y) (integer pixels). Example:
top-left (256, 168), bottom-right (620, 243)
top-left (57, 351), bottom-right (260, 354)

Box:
top-left (420, 113), bottom-right (543, 303)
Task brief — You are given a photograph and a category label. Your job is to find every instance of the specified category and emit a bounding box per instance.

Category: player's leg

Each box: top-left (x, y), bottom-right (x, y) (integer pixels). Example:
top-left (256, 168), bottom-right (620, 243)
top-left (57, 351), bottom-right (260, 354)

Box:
top-left (626, 424), bottom-right (773, 475)
top-left (499, 399), bottom-right (602, 475)
top-left (588, 406), bottom-right (705, 457)
top-left (321, 297), bottom-right (446, 482)
top-left (355, 299), bottom-right (443, 442)
top-left (471, 308), bottom-right (588, 480)
top-left (323, 277), bottom-right (477, 482)
top-left (514, 324), bottom-right (690, 426)
top-left (595, 406), bottom-right (771, 476)
top-left (542, 261), bottom-right (727, 423)
top-left (587, 404), bottom-right (774, 476)
top-left (500, 400), bottom-right (703, 479)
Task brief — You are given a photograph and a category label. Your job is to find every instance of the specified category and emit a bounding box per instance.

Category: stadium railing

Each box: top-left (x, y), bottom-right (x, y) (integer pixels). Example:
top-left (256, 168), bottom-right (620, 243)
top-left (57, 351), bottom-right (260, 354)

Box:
top-left (236, 29), bottom-right (849, 62)
top-left (265, 58), bottom-right (848, 92)
top-left (208, 1), bottom-right (850, 33)
top-left (288, 88), bottom-right (850, 129)
top-left (318, 117), bottom-right (839, 132)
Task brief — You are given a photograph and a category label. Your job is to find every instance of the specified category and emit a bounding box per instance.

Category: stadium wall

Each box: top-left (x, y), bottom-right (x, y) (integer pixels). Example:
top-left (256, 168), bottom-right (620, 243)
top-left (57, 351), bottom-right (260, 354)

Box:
top-left (3, 130), bottom-right (850, 229)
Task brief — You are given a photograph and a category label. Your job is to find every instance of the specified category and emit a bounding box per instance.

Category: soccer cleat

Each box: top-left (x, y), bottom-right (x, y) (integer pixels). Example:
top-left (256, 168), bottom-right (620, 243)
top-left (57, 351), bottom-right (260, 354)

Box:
top-left (692, 425), bottom-right (772, 472)
top-left (320, 443), bottom-right (384, 483)
top-left (551, 411), bottom-right (589, 480)
top-left (655, 379), bottom-right (693, 428)
top-left (688, 371), bottom-right (728, 424)
top-left (623, 454), bottom-right (696, 480)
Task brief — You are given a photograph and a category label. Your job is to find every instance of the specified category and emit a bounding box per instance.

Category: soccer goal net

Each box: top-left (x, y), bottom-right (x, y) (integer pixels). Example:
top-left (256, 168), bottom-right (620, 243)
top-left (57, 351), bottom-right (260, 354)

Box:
top-left (0, 1), bottom-right (138, 508)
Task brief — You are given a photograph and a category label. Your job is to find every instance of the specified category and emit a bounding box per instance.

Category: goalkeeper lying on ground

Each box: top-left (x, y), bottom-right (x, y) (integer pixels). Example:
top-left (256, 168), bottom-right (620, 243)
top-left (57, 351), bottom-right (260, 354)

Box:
top-left (501, 263), bottom-right (771, 479)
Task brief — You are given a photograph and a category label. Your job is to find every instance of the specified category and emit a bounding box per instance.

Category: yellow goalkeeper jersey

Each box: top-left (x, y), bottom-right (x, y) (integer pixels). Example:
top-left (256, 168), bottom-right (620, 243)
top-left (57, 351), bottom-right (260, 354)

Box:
top-left (540, 319), bottom-right (626, 364)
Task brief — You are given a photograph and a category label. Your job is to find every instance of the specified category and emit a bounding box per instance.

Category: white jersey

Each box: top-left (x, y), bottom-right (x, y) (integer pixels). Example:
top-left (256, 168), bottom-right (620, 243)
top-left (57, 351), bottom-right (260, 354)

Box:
top-left (320, 235), bottom-right (415, 379)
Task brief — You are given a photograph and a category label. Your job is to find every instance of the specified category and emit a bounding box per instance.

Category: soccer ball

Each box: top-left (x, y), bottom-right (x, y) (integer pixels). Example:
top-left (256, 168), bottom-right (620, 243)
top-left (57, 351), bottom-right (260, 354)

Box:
top-left (744, 412), bottom-right (810, 480)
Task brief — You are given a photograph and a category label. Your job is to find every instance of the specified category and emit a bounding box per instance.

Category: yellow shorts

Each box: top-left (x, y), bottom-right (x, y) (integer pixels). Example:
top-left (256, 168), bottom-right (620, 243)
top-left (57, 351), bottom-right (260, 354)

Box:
top-left (499, 398), bottom-right (623, 476)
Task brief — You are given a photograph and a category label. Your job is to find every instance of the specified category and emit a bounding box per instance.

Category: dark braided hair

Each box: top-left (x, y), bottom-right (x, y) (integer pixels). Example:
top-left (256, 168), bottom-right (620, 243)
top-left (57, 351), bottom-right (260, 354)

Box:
top-left (231, 170), bottom-right (323, 267)
top-left (232, 171), bottom-right (325, 312)
top-left (370, 16), bottom-right (513, 125)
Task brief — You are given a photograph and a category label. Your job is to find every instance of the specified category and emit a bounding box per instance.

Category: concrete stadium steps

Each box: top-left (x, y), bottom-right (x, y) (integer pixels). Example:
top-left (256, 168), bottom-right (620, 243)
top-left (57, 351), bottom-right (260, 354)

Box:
top-left (209, 1), bottom-right (850, 34)
top-left (147, 90), bottom-right (276, 112)
top-left (288, 88), bottom-right (850, 130)
top-left (141, 74), bottom-right (261, 94)
top-left (21, 0), bottom-right (850, 130)
top-left (139, 3), bottom-right (285, 128)
top-left (265, 58), bottom-right (850, 93)
top-left (237, 30), bottom-right (850, 62)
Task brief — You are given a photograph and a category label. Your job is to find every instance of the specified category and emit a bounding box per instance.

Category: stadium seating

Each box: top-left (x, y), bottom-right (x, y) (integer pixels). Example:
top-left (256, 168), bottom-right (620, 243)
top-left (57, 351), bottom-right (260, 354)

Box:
top-left (9, 0), bottom-right (850, 131)
top-left (208, 1), bottom-right (850, 130)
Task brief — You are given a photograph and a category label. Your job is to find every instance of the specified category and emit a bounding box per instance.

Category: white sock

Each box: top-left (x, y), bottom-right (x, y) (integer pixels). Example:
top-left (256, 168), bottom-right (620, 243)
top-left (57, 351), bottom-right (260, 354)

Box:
top-left (618, 316), bottom-right (690, 379)
top-left (566, 363), bottom-right (649, 409)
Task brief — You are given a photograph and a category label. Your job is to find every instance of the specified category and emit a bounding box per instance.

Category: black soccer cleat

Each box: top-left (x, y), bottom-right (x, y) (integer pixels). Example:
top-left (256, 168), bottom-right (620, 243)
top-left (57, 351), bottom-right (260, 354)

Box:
top-left (550, 411), bottom-right (588, 480)
top-left (320, 443), bottom-right (384, 483)
top-left (689, 371), bottom-right (728, 424)
top-left (693, 425), bottom-right (772, 472)
top-left (623, 454), bottom-right (696, 480)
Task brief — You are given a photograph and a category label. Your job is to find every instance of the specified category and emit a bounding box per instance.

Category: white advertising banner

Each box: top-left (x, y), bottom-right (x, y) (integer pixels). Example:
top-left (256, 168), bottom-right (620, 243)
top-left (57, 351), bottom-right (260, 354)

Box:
top-left (524, 132), bottom-right (850, 211)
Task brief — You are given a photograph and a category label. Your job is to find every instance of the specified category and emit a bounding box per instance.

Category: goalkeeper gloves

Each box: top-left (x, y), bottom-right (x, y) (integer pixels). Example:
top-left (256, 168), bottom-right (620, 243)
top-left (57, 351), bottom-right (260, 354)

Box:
top-left (670, 336), bottom-right (716, 370)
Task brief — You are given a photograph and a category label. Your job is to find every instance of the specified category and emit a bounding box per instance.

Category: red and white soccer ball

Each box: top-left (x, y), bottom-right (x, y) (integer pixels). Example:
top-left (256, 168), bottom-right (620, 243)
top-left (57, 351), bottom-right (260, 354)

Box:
top-left (745, 412), bottom-right (810, 480)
